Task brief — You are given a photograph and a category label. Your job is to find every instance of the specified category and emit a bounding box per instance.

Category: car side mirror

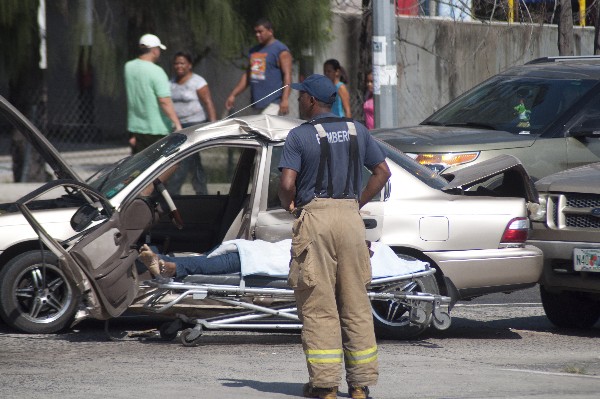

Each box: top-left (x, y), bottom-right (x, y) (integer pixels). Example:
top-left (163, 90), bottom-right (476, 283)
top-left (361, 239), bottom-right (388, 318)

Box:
top-left (70, 203), bottom-right (100, 232)
top-left (569, 119), bottom-right (600, 138)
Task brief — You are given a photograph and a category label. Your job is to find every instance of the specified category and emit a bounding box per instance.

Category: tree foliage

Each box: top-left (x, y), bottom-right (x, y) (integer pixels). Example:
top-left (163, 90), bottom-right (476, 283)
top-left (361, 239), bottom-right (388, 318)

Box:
top-left (2, 0), bottom-right (332, 98)
top-left (0, 0), bottom-right (41, 105)
top-left (122, 0), bottom-right (332, 62)
top-left (76, 0), bottom-right (332, 95)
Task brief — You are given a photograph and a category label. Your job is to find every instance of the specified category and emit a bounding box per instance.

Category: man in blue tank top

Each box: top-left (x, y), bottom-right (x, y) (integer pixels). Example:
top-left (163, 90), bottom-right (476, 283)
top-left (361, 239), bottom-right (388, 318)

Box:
top-left (225, 18), bottom-right (292, 116)
top-left (278, 74), bottom-right (391, 399)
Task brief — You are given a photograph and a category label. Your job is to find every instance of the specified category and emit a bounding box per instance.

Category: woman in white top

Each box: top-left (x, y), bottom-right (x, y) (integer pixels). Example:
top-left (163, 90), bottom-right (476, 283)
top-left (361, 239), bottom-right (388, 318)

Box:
top-left (167, 52), bottom-right (217, 195)
top-left (171, 51), bottom-right (217, 125)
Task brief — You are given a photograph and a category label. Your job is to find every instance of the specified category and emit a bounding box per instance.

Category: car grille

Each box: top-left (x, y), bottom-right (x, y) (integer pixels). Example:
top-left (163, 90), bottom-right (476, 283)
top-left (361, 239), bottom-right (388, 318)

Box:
top-left (547, 193), bottom-right (600, 230)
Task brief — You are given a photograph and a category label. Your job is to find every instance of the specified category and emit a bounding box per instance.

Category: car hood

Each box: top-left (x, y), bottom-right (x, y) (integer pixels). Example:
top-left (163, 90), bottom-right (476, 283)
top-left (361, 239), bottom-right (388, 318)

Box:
top-left (0, 95), bottom-right (82, 182)
top-left (536, 162), bottom-right (600, 194)
top-left (373, 125), bottom-right (537, 152)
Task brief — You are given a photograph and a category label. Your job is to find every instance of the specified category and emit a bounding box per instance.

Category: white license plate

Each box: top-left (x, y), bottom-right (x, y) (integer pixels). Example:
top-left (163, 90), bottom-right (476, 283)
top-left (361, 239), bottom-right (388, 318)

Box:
top-left (573, 248), bottom-right (600, 272)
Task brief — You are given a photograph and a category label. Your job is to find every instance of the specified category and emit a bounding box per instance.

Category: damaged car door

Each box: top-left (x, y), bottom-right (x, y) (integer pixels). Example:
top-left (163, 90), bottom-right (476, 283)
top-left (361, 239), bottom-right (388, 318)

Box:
top-left (9, 180), bottom-right (154, 330)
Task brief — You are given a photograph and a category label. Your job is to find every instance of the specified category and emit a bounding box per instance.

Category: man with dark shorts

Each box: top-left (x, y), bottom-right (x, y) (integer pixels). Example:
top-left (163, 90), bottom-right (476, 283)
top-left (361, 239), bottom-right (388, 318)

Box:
top-left (278, 74), bottom-right (391, 399)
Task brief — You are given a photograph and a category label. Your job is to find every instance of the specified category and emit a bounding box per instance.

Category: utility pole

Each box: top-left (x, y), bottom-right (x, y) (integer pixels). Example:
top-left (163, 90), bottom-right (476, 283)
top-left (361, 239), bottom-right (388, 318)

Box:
top-left (372, 0), bottom-right (398, 128)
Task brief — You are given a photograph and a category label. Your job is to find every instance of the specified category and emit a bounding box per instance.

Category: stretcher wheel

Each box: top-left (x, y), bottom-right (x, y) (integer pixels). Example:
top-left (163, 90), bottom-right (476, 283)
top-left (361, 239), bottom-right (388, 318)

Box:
top-left (432, 310), bottom-right (451, 330)
top-left (159, 320), bottom-right (182, 341)
top-left (180, 327), bottom-right (203, 347)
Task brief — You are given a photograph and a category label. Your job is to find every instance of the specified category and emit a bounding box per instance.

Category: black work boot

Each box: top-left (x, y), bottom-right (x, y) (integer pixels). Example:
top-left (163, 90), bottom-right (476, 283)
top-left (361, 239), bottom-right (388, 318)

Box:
top-left (303, 383), bottom-right (338, 399)
top-left (349, 385), bottom-right (370, 399)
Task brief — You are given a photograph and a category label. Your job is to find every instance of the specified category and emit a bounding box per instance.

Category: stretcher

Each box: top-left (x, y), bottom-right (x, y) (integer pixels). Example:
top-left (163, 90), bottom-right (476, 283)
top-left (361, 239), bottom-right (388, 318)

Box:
top-left (140, 252), bottom-right (452, 346)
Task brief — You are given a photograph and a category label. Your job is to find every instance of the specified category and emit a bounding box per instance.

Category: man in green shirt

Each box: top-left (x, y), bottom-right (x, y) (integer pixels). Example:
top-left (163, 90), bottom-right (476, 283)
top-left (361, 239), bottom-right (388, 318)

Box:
top-left (125, 34), bottom-right (182, 154)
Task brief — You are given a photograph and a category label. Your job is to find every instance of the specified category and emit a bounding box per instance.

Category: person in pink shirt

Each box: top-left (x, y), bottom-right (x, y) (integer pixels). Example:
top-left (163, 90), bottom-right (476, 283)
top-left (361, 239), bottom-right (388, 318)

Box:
top-left (363, 72), bottom-right (374, 129)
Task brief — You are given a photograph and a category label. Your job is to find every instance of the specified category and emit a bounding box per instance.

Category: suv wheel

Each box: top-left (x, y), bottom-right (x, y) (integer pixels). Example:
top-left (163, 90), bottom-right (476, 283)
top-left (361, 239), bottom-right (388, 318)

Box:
top-left (540, 285), bottom-right (600, 329)
top-left (0, 250), bottom-right (78, 334)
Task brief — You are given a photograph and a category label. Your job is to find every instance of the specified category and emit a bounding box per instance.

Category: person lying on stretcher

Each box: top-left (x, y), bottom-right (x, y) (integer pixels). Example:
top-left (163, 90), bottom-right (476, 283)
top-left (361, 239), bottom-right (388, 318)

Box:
top-left (138, 243), bottom-right (241, 278)
top-left (138, 239), bottom-right (428, 280)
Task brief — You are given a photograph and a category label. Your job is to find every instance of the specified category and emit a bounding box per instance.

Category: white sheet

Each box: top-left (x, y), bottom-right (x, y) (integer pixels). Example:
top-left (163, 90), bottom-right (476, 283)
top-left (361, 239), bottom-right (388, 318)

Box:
top-left (208, 239), bottom-right (428, 278)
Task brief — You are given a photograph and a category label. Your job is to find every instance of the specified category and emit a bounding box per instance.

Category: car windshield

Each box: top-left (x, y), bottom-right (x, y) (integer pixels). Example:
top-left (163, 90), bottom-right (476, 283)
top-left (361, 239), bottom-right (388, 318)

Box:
top-left (375, 139), bottom-right (448, 189)
top-left (423, 75), bottom-right (597, 135)
top-left (88, 134), bottom-right (187, 199)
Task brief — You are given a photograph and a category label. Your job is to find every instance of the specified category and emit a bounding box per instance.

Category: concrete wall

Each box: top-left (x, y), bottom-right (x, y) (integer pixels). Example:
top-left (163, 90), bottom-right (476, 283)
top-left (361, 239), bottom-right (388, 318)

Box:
top-left (312, 15), bottom-right (596, 126)
top-left (393, 17), bottom-right (596, 125)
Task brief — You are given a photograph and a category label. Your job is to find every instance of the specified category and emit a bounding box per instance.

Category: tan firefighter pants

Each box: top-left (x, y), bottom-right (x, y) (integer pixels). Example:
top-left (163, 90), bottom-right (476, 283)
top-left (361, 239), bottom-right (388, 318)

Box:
top-left (288, 198), bottom-right (379, 388)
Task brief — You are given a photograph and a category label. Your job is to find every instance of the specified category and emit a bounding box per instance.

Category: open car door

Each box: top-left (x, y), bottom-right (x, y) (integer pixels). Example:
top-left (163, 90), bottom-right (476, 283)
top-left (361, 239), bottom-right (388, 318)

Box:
top-left (14, 180), bottom-right (154, 321)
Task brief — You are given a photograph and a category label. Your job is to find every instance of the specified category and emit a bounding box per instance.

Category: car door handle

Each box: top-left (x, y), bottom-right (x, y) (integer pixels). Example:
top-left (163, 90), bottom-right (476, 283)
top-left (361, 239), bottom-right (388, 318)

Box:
top-left (363, 219), bottom-right (377, 229)
top-left (114, 232), bottom-right (122, 245)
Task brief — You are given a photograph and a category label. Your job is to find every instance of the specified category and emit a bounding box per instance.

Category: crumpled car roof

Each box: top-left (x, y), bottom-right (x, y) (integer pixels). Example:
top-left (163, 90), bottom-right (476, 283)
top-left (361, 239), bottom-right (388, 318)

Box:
top-left (191, 114), bottom-right (304, 142)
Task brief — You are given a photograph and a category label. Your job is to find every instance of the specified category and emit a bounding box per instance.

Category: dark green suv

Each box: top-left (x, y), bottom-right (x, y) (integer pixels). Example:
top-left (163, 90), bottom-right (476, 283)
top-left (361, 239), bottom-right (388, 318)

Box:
top-left (376, 56), bottom-right (600, 181)
top-left (528, 163), bottom-right (600, 329)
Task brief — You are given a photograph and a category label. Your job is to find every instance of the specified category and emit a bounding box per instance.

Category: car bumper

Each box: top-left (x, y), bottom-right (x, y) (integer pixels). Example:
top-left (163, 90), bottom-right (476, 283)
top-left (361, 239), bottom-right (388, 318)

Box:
top-left (425, 245), bottom-right (543, 297)
top-left (527, 239), bottom-right (600, 294)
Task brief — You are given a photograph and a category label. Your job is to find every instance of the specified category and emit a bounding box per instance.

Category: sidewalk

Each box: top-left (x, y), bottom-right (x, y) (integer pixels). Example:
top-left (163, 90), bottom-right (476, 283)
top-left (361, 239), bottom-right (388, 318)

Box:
top-left (0, 147), bottom-right (130, 203)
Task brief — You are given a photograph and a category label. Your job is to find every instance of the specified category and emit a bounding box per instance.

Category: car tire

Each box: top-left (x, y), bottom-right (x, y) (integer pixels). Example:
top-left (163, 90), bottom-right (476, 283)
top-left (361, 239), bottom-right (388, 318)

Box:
top-left (371, 259), bottom-right (440, 340)
top-left (540, 285), bottom-right (600, 329)
top-left (0, 250), bottom-right (78, 334)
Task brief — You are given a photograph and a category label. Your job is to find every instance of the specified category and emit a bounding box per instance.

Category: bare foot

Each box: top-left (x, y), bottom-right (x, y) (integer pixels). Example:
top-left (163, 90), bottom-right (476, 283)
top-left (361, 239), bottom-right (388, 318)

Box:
top-left (139, 244), bottom-right (160, 277)
top-left (159, 260), bottom-right (177, 278)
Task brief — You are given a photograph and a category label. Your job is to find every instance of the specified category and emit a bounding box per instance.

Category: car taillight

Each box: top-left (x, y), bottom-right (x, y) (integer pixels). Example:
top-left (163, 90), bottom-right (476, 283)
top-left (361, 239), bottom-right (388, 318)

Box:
top-left (500, 217), bottom-right (529, 246)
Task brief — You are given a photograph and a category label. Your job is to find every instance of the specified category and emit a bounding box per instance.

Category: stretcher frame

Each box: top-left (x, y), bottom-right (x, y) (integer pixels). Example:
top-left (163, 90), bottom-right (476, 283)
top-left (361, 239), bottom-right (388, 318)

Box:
top-left (141, 267), bottom-right (452, 346)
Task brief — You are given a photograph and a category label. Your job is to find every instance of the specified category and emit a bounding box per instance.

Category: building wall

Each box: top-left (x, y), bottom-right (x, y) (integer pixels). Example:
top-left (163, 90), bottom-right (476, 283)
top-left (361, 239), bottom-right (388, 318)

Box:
top-left (393, 17), bottom-right (595, 125)
top-left (307, 14), bottom-right (597, 126)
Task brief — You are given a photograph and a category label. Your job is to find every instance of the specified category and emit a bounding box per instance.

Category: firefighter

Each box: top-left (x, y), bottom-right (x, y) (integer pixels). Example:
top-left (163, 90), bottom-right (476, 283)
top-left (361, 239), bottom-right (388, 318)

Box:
top-left (278, 74), bottom-right (391, 399)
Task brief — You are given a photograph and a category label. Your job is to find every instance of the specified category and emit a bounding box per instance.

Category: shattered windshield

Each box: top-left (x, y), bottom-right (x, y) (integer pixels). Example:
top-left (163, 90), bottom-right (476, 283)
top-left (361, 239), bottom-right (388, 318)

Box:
top-left (88, 134), bottom-right (186, 199)
top-left (423, 75), bottom-right (597, 135)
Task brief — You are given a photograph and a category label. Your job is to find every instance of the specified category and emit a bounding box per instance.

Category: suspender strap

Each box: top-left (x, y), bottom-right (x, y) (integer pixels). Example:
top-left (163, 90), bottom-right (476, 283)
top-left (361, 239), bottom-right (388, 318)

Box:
top-left (344, 122), bottom-right (360, 198)
top-left (308, 117), bottom-right (361, 200)
top-left (313, 124), bottom-right (333, 197)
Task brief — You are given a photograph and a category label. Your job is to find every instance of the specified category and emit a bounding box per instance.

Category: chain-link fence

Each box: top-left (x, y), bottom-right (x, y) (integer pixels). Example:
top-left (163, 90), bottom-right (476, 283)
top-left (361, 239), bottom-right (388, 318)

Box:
top-left (0, 87), bottom-right (129, 184)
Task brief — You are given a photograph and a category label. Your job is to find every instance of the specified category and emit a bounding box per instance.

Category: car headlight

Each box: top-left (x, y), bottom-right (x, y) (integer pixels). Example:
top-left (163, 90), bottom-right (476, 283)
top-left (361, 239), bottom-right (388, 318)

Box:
top-left (529, 195), bottom-right (547, 222)
top-left (405, 152), bottom-right (479, 173)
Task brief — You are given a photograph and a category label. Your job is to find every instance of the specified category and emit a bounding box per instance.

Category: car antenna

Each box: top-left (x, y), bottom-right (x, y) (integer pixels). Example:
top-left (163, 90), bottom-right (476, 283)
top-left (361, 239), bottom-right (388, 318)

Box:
top-left (225, 85), bottom-right (289, 120)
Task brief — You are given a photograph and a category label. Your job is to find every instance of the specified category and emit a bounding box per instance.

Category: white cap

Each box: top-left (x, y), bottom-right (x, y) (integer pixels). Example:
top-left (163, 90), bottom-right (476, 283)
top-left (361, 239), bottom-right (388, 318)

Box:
top-left (139, 34), bottom-right (166, 50)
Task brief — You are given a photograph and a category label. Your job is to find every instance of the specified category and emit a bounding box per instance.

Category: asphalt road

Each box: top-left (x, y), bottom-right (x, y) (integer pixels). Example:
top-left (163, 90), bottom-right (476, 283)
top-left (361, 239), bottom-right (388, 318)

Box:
top-left (1, 285), bottom-right (599, 399)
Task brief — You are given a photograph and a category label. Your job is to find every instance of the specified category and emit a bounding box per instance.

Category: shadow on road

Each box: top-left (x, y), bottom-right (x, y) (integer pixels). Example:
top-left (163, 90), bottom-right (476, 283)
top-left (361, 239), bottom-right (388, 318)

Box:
top-left (1, 313), bottom-right (599, 344)
top-left (220, 379), bottom-right (305, 398)
top-left (421, 315), bottom-right (600, 340)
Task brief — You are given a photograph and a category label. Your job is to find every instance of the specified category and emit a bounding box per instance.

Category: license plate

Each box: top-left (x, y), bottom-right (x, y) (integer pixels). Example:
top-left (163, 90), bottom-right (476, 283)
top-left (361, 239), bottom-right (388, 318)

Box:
top-left (573, 248), bottom-right (600, 272)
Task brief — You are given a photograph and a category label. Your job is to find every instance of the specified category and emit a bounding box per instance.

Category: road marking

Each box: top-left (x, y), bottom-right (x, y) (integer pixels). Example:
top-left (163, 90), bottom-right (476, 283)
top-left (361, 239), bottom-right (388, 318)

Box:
top-left (501, 368), bottom-right (600, 379)
top-left (454, 303), bottom-right (542, 307)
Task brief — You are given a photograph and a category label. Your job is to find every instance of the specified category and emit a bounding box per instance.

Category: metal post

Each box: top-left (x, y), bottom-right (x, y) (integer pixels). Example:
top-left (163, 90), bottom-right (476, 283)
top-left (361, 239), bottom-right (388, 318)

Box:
top-left (373, 0), bottom-right (399, 128)
top-left (579, 0), bottom-right (586, 27)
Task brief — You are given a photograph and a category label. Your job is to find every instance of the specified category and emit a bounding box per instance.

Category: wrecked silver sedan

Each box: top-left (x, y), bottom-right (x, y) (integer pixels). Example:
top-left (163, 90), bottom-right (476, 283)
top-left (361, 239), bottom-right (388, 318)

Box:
top-left (0, 95), bottom-right (542, 338)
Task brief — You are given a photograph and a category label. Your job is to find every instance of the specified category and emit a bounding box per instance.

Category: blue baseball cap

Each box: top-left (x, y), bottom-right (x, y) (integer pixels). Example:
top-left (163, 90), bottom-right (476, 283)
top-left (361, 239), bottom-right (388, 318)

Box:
top-left (291, 74), bottom-right (337, 104)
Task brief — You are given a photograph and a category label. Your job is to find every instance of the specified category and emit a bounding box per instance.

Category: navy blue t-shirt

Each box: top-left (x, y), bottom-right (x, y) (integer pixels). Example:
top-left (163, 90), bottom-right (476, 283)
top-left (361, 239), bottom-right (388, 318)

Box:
top-left (279, 113), bottom-right (386, 207)
top-left (249, 39), bottom-right (289, 109)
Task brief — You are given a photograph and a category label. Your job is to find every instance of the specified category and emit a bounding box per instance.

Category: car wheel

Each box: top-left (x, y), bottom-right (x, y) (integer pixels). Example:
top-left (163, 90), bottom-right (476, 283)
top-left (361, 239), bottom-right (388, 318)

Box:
top-left (540, 285), bottom-right (600, 329)
top-left (371, 263), bottom-right (440, 339)
top-left (0, 250), bottom-right (78, 334)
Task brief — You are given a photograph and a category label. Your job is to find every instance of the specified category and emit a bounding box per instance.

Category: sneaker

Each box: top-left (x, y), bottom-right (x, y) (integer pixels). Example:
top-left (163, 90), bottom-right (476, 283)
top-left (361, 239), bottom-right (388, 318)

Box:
top-left (303, 383), bottom-right (338, 399)
top-left (349, 385), bottom-right (369, 399)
